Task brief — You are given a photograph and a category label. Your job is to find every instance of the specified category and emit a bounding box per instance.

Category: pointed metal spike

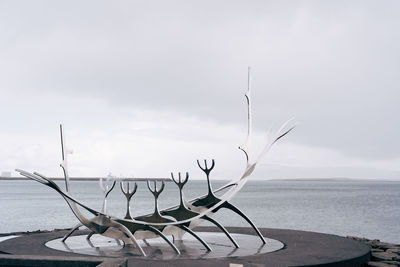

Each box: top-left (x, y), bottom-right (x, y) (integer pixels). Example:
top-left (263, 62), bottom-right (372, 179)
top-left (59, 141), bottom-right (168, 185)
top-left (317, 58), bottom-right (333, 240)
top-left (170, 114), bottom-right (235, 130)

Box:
top-left (159, 181), bottom-right (165, 193)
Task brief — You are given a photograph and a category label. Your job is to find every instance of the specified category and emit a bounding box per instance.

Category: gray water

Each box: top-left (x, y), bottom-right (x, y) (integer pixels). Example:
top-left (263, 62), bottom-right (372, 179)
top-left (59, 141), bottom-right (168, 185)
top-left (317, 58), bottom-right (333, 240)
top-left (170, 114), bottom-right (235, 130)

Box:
top-left (0, 179), bottom-right (399, 244)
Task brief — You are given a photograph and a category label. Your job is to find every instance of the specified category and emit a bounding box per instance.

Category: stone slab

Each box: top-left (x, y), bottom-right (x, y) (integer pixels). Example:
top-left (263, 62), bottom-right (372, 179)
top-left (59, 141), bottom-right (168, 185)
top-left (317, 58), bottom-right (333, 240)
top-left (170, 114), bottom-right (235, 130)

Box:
top-left (0, 227), bottom-right (370, 267)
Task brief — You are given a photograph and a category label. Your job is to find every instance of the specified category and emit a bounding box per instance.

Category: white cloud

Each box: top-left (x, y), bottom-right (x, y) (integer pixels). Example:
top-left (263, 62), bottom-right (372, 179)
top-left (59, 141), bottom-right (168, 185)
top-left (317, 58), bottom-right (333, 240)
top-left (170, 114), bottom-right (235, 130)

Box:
top-left (1, 91), bottom-right (399, 180)
top-left (0, 1), bottom-right (399, 179)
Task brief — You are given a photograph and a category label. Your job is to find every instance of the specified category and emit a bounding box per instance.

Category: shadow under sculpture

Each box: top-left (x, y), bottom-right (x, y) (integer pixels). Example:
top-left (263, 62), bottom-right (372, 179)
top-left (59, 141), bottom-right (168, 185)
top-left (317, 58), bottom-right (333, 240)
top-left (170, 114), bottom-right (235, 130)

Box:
top-left (15, 70), bottom-right (295, 257)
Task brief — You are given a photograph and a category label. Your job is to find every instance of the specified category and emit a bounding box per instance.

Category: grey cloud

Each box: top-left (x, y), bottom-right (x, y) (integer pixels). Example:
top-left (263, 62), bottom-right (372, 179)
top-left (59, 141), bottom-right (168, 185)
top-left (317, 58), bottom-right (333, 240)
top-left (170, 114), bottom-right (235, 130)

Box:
top-left (0, 0), bottom-right (399, 163)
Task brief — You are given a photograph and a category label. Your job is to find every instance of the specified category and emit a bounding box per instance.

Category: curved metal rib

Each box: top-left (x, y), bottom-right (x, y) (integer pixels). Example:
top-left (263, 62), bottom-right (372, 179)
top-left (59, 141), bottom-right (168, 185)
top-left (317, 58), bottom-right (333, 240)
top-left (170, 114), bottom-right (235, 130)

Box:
top-left (202, 215), bottom-right (239, 248)
top-left (86, 231), bottom-right (94, 241)
top-left (148, 226), bottom-right (180, 255)
top-left (177, 225), bottom-right (212, 251)
top-left (106, 219), bottom-right (146, 256)
top-left (221, 202), bottom-right (266, 244)
top-left (61, 223), bottom-right (82, 242)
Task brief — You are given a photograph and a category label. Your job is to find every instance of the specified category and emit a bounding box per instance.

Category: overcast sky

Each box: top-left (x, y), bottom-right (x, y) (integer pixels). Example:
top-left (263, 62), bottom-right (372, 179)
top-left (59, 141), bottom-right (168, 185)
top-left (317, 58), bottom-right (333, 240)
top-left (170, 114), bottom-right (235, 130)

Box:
top-left (0, 1), bottom-right (399, 180)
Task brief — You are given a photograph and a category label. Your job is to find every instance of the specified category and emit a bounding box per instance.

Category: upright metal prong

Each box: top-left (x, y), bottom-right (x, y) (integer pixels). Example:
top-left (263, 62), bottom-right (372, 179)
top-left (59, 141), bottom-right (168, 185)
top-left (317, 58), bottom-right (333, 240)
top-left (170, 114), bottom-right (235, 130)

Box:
top-left (197, 159), bottom-right (216, 196)
top-left (147, 180), bottom-right (165, 217)
top-left (120, 181), bottom-right (137, 219)
top-left (100, 176), bottom-right (116, 214)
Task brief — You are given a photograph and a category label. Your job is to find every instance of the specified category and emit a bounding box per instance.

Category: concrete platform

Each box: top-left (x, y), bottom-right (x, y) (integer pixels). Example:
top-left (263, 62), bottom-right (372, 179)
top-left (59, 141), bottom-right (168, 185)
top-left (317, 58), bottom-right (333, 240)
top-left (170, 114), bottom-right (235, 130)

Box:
top-left (0, 227), bottom-right (370, 267)
top-left (45, 232), bottom-right (284, 260)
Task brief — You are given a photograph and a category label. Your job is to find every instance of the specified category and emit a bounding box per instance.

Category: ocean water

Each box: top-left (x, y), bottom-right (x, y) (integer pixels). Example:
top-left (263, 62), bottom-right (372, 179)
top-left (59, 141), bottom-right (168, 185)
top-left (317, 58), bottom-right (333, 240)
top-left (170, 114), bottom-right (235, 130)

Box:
top-left (0, 179), bottom-right (399, 244)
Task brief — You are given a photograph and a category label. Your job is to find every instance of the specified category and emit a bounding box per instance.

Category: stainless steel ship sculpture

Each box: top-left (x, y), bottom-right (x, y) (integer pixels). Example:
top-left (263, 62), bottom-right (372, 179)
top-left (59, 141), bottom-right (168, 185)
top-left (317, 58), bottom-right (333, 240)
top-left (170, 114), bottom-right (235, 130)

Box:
top-left (16, 69), bottom-right (295, 257)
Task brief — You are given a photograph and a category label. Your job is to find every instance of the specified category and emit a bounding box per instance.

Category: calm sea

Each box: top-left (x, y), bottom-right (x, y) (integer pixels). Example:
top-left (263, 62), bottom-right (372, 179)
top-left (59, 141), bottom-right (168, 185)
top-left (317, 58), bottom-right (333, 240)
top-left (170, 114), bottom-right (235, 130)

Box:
top-left (0, 179), bottom-right (399, 244)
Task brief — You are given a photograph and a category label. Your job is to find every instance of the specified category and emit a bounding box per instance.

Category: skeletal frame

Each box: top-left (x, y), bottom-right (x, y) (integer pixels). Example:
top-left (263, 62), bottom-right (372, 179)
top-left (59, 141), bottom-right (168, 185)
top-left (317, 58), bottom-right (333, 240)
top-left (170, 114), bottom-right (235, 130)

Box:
top-left (16, 69), bottom-right (295, 257)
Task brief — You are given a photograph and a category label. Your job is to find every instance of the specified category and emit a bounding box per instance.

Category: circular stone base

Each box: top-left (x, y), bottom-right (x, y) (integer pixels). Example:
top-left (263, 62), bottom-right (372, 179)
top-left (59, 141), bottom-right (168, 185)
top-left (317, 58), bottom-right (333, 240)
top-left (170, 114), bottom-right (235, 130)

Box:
top-left (46, 232), bottom-right (283, 260)
top-left (0, 227), bottom-right (371, 266)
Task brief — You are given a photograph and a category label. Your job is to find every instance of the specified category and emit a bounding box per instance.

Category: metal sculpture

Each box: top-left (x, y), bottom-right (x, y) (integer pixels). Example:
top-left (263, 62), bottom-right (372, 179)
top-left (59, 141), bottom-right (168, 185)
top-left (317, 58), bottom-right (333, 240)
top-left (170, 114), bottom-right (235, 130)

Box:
top-left (15, 69), bottom-right (295, 257)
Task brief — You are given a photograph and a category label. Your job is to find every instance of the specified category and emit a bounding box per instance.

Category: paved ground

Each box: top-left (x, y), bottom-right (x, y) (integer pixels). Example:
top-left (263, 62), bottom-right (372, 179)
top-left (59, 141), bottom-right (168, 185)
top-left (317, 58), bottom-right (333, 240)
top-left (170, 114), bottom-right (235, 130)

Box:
top-left (0, 227), bottom-right (370, 267)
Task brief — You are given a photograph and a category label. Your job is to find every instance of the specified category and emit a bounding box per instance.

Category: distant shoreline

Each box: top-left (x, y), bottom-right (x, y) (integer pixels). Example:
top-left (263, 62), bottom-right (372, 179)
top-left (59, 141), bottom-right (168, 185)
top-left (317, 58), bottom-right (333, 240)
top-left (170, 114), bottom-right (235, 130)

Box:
top-left (0, 176), bottom-right (171, 181)
top-left (268, 177), bottom-right (400, 182)
top-left (1, 176), bottom-right (399, 182)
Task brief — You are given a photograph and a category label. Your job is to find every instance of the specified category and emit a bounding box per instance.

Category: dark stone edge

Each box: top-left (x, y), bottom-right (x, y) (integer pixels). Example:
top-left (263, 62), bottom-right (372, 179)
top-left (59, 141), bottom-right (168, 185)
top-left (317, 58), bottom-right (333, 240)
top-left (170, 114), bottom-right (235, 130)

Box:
top-left (0, 254), bottom-right (127, 267)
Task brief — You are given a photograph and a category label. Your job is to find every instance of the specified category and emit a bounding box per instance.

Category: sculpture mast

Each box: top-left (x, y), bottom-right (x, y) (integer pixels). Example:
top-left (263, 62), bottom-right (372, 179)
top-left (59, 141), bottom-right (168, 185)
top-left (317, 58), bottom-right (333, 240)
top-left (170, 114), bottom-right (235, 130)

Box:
top-left (59, 124), bottom-right (71, 192)
top-left (239, 66), bottom-right (253, 166)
